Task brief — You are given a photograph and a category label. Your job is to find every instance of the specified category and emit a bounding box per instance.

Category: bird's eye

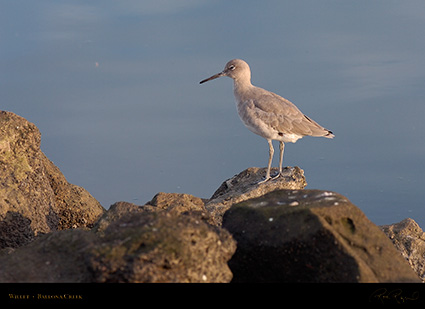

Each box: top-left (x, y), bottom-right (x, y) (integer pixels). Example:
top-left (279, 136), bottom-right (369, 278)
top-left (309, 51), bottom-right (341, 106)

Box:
top-left (229, 65), bottom-right (235, 71)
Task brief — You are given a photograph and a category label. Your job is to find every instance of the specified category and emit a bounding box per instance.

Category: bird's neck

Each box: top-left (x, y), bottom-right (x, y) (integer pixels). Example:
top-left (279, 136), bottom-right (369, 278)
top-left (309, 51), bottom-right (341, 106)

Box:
top-left (233, 78), bottom-right (253, 102)
top-left (233, 77), bottom-right (252, 93)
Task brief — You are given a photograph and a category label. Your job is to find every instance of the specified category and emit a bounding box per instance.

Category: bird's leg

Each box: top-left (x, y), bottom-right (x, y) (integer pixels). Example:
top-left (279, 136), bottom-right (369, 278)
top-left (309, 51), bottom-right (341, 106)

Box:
top-left (271, 141), bottom-right (285, 180)
top-left (258, 139), bottom-right (274, 184)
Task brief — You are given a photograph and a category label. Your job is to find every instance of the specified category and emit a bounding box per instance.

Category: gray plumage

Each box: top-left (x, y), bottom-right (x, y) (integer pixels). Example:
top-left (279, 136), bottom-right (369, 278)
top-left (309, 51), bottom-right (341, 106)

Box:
top-left (200, 59), bottom-right (334, 183)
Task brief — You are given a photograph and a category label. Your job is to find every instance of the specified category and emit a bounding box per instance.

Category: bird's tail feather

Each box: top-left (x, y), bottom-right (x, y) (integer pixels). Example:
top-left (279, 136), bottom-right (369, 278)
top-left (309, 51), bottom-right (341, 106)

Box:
top-left (325, 130), bottom-right (335, 139)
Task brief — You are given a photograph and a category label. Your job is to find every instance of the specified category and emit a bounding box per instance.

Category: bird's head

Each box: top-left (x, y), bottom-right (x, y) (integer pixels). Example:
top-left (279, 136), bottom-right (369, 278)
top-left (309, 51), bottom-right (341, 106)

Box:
top-left (200, 59), bottom-right (251, 84)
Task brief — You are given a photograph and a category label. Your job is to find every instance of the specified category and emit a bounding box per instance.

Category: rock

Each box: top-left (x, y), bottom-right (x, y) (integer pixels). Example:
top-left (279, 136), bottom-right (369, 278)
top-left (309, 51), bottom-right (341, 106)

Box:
top-left (222, 189), bottom-right (421, 283)
top-left (92, 201), bottom-right (151, 235)
top-left (89, 211), bottom-right (236, 283)
top-left (0, 111), bottom-right (105, 249)
top-left (0, 229), bottom-right (97, 282)
top-left (0, 211), bottom-right (236, 283)
top-left (0, 114), bottom-right (421, 284)
top-left (42, 154), bottom-right (105, 230)
top-left (381, 218), bottom-right (425, 282)
top-left (93, 192), bottom-right (217, 235)
top-left (147, 192), bottom-right (205, 212)
top-left (146, 192), bottom-right (217, 225)
top-left (206, 166), bottom-right (307, 225)
top-left (0, 212), bottom-right (34, 250)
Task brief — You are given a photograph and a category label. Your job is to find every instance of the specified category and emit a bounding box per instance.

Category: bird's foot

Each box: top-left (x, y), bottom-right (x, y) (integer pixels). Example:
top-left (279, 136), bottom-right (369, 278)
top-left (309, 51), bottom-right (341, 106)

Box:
top-left (257, 176), bottom-right (271, 184)
top-left (271, 172), bottom-right (282, 180)
top-left (257, 173), bottom-right (282, 184)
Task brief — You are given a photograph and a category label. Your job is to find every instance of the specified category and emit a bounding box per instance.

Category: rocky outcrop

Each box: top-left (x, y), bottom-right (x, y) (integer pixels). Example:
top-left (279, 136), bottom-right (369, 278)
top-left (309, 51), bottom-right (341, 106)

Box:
top-left (89, 211), bottom-right (235, 283)
top-left (0, 210), bottom-right (236, 283)
top-left (0, 111), bottom-right (104, 249)
top-left (88, 193), bottom-right (236, 282)
top-left (206, 166), bottom-right (307, 225)
top-left (222, 190), bottom-right (421, 283)
top-left (381, 218), bottom-right (425, 282)
top-left (93, 192), bottom-right (217, 235)
top-left (0, 111), bottom-right (423, 283)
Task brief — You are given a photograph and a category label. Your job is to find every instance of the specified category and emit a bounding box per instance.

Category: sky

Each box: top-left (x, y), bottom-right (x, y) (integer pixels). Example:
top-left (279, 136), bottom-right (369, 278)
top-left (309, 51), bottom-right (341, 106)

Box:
top-left (1, 0), bottom-right (425, 227)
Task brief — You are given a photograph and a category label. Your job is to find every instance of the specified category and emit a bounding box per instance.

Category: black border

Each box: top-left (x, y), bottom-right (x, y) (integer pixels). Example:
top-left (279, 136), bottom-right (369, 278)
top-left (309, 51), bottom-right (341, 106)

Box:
top-left (1, 283), bottom-right (424, 306)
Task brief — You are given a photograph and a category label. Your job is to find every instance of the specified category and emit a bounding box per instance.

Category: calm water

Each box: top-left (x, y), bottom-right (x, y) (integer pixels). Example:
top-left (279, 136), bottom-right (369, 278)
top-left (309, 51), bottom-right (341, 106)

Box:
top-left (2, 1), bottom-right (425, 227)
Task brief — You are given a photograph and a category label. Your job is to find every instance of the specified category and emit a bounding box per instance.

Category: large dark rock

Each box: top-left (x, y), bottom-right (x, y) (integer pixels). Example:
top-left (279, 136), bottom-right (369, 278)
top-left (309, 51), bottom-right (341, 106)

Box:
top-left (381, 218), bottom-right (425, 282)
top-left (0, 111), bottom-right (105, 249)
top-left (222, 189), bottom-right (421, 283)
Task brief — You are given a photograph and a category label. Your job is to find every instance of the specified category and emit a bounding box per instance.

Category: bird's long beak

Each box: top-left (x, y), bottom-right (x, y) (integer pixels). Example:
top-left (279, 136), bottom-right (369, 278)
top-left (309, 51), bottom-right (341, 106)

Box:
top-left (199, 71), bottom-right (225, 84)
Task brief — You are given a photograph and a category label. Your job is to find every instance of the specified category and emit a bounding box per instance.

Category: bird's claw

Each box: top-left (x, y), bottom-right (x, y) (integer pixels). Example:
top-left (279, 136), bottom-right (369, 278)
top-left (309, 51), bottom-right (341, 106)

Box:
top-left (257, 172), bottom-right (282, 184)
top-left (257, 177), bottom-right (271, 184)
top-left (271, 172), bottom-right (282, 180)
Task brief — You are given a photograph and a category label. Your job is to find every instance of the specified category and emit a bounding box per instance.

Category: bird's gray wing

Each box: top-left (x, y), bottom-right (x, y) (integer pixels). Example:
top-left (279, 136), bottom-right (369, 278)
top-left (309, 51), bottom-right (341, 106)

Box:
top-left (249, 87), bottom-right (331, 137)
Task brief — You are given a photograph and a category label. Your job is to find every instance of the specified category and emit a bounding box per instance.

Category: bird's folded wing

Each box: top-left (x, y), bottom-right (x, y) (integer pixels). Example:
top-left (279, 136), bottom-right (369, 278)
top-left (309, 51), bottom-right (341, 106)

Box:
top-left (250, 90), bottom-right (326, 136)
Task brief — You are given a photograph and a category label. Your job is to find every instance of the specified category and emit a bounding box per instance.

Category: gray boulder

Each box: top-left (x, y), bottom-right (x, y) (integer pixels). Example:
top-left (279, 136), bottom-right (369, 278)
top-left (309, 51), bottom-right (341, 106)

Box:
top-left (222, 189), bottom-right (421, 283)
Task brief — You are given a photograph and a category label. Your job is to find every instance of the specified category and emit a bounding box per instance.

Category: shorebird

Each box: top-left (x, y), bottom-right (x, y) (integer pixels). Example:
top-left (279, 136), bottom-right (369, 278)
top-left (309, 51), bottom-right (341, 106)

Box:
top-left (200, 59), bottom-right (334, 183)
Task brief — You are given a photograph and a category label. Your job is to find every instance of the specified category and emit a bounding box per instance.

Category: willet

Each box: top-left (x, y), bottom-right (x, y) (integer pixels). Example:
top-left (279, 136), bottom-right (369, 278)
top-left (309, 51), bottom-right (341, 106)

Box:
top-left (200, 59), bottom-right (334, 183)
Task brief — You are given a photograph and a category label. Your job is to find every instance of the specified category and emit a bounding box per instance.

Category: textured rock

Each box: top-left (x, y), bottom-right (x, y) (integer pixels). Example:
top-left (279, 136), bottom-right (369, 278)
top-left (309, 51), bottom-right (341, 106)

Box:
top-left (206, 166), bottom-right (307, 225)
top-left (42, 154), bottom-right (105, 230)
top-left (0, 111), bottom-right (104, 249)
top-left (147, 192), bottom-right (205, 212)
top-left (92, 201), bottom-right (150, 236)
top-left (0, 211), bottom-right (236, 283)
top-left (0, 229), bottom-right (97, 282)
top-left (89, 211), bottom-right (236, 283)
top-left (93, 192), bottom-right (216, 235)
top-left (222, 189), bottom-right (420, 283)
top-left (381, 218), bottom-right (425, 282)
